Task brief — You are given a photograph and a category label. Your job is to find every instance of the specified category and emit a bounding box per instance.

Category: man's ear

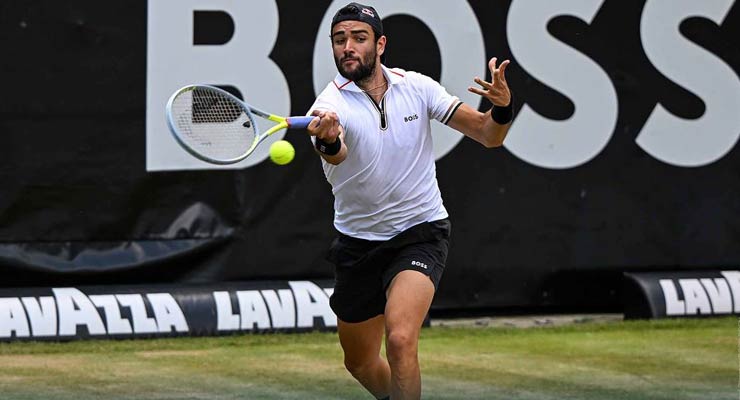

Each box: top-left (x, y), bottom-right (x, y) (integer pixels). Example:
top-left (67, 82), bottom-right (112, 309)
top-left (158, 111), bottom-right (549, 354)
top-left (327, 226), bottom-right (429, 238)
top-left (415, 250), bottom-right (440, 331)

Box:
top-left (377, 35), bottom-right (386, 57)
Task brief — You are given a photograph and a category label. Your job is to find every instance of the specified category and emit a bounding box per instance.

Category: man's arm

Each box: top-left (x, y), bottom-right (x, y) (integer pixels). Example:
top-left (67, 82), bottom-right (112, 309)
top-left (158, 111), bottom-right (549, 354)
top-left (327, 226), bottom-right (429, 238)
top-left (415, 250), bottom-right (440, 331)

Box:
top-left (307, 110), bottom-right (347, 165)
top-left (447, 57), bottom-right (513, 148)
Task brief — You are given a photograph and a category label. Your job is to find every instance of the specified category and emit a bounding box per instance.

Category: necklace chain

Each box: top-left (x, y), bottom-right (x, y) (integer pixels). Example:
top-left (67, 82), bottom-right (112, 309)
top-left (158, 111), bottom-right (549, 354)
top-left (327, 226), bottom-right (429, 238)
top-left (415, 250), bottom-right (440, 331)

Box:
top-left (361, 79), bottom-right (388, 93)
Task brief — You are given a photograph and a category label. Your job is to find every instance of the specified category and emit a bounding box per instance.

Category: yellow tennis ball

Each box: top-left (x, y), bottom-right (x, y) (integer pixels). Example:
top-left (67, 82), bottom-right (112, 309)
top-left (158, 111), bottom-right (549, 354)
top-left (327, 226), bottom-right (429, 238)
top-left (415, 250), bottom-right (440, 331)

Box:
top-left (269, 140), bottom-right (295, 165)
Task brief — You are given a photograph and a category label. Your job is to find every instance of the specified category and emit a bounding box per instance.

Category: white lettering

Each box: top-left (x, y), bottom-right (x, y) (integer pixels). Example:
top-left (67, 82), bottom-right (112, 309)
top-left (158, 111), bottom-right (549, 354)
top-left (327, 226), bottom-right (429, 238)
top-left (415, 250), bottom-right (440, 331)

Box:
top-left (638, 0), bottom-right (740, 167)
top-left (116, 294), bottom-right (158, 334)
top-left (89, 295), bottom-right (132, 335)
top-left (505, 0), bottom-right (617, 169)
top-left (147, 0), bottom-right (290, 171)
top-left (261, 289), bottom-right (295, 329)
top-left (678, 279), bottom-right (712, 315)
top-left (0, 298), bottom-right (30, 338)
top-left (659, 279), bottom-right (685, 315)
top-left (214, 291), bottom-right (240, 331)
top-left (21, 296), bottom-right (56, 337)
top-left (54, 288), bottom-right (106, 336)
top-left (289, 281), bottom-right (336, 328)
top-left (700, 278), bottom-right (732, 314)
top-left (237, 291), bottom-right (271, 330)
top-left (147, 293), bottom-right (189, 333)
top-left (720, 271), bottom-right (740, 312)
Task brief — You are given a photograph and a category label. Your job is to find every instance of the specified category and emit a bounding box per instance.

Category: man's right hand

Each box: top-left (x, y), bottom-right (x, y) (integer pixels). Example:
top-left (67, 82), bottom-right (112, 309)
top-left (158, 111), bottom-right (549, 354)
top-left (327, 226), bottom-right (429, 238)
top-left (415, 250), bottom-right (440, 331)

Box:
top-left (307, 110), bottom-right (341, 143)
top-left (307, 109), bottom-right (347, 165)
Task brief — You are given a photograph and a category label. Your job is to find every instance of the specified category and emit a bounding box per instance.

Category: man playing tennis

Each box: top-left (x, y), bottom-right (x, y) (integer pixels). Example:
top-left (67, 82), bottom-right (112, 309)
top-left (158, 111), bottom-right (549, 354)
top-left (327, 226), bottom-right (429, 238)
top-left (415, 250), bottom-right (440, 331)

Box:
top-left (307, 3), bottom-right (513, 399)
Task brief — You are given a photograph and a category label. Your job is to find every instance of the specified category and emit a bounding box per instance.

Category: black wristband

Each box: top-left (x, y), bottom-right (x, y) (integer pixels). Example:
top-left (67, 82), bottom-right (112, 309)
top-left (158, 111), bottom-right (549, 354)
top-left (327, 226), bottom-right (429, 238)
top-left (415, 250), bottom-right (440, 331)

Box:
top-left (315, 137), bottom-right (342, 156)
top-left (491, 98), bottom-right (514, 125)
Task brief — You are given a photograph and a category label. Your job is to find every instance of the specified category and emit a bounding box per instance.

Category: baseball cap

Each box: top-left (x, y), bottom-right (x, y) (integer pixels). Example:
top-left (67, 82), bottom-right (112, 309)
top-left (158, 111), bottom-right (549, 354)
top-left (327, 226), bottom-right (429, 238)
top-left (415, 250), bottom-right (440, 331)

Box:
top-left (331, 3), bottom-right (384, 39)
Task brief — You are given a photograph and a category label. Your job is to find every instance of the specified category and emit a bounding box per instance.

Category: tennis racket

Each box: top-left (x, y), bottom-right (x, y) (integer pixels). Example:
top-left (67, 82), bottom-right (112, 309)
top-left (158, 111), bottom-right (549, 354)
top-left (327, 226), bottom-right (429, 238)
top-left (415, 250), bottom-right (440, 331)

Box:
top-left (165, 84), bottom-right (315, 164)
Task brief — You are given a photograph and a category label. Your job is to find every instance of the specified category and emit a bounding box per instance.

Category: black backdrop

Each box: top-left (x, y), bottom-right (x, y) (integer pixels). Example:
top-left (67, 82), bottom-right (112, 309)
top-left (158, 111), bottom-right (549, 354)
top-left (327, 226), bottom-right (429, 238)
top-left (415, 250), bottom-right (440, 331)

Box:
top-left (1, 1), bottom-right (738, 313)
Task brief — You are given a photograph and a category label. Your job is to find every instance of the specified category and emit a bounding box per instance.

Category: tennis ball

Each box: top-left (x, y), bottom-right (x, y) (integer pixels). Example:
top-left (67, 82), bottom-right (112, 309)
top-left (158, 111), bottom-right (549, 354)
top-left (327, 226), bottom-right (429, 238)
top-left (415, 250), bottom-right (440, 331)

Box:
top-left (269, 140), bottom-right (295, 165)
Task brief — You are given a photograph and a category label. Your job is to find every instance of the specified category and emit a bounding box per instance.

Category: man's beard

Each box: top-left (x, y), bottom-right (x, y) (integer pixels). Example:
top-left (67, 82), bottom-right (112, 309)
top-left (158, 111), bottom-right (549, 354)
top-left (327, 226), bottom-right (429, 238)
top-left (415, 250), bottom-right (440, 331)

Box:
top-left (335, 50), bottom-right (377, 83)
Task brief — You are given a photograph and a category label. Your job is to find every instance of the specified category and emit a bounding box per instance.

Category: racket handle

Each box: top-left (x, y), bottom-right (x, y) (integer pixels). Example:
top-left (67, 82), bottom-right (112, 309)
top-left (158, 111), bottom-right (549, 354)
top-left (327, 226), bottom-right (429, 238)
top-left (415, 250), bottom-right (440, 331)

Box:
top-left (286, 116), bottom-right (317, 129)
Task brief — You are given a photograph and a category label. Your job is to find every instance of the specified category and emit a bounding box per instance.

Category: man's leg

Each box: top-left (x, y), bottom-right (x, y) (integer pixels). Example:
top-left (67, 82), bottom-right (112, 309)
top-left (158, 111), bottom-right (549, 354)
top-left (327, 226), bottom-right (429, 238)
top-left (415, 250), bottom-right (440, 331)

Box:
top-left (337, 314), bottom-right (391, 399)
top-left (384, 270), bottom-right (436, 400)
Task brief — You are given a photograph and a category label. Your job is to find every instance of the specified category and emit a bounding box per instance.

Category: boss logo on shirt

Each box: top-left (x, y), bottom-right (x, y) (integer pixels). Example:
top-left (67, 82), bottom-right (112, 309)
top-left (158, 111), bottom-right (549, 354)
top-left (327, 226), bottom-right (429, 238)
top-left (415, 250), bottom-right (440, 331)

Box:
top-left (411, 260), bottom-right (428, 269)
top-left (404, 114), bottom-right (419, 123)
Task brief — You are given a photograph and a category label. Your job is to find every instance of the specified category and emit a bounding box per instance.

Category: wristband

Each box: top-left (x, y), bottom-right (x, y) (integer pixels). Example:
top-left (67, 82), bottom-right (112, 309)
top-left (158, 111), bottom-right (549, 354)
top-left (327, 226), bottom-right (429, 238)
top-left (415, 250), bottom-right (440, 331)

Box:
top-left (315, 137), bottom-right (341, 156)
top-left (491, 99), bottom-right (514, 125)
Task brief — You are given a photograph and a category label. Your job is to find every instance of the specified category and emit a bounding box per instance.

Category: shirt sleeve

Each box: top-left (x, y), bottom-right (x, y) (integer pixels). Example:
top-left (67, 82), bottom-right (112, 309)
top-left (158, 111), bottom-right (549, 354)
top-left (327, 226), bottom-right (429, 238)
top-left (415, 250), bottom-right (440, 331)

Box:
top-left (411, 72), bottom-right (463, 125)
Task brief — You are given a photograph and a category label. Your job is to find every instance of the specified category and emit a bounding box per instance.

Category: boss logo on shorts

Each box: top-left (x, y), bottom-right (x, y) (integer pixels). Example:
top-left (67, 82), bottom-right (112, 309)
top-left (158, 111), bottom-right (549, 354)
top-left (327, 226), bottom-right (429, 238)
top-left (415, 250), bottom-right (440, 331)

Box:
top-left (411, 260), bottom-right (428, 269)
top-left (403, 114), bottom-right (419, 123)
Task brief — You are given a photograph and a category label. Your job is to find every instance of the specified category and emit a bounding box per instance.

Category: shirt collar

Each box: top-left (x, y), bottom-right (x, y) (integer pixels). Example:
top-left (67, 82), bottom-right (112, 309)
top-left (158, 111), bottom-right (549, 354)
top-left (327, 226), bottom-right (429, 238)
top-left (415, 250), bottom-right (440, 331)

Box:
top-left (332, 64), bottom-right (404, 92)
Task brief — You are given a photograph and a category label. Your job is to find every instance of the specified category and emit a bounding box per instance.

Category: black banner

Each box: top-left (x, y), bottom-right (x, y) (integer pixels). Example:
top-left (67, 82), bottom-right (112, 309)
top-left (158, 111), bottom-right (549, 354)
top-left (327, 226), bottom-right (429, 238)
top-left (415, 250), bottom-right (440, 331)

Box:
top-left (0, 280), bottom-right (336, 341)
top-left (0, 1), bottom-right (738, 312)
top-left (623, 270), bottom-right (740, 319)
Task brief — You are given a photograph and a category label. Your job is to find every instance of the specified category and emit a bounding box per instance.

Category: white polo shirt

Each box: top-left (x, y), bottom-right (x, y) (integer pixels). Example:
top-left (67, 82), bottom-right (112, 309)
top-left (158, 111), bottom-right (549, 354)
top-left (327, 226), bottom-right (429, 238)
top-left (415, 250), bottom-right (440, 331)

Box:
top-left (310, 65), bottom-right (463, 240)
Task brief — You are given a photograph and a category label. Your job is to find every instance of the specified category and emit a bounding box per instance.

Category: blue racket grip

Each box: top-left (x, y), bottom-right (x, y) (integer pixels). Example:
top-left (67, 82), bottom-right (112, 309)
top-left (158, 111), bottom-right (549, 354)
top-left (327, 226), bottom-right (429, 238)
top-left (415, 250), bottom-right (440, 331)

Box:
top-left (287, 116), bottom-right (318, 129)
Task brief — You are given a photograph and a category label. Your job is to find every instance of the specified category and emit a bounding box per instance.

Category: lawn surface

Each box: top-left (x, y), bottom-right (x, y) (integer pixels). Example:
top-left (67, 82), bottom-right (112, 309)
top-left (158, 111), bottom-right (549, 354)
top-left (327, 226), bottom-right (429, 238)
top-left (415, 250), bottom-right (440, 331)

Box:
top-left (0, 317), bottom-right (735, 399)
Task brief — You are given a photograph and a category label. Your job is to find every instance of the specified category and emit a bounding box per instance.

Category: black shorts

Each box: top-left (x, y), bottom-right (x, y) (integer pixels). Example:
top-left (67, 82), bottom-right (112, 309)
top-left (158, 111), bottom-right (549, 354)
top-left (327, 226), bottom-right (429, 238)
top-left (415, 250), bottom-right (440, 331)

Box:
top-left (326, 219), bottom-right (451, 323)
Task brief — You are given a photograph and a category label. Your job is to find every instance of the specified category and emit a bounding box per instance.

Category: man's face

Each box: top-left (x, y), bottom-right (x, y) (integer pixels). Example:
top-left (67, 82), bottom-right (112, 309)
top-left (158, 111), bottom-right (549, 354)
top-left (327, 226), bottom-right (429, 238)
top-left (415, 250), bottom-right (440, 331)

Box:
top-left (331, 20), bottom-right (384, 82)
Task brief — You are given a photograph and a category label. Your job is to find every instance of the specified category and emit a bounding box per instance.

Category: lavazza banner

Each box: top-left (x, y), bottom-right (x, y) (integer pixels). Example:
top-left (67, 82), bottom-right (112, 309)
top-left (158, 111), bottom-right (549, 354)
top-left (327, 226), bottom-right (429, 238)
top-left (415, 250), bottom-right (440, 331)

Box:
top-left (0, 281), bottom-right (336, 341)
top-left (624, 270), bottom-right (740, 319)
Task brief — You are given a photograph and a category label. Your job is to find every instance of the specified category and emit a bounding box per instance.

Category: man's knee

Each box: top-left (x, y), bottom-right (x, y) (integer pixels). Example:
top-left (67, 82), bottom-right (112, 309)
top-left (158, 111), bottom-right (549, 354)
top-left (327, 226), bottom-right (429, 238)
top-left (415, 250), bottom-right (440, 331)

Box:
top-left (385, 329), bottom-right (418, 362)
top-left (344, 356), bottom-right (376, 377)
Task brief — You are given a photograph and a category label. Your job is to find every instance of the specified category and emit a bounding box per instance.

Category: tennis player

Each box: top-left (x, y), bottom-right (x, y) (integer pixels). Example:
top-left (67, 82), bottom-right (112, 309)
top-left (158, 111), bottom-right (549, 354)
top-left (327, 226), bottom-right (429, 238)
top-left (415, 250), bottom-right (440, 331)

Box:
top-left (307, 3), bottom-right (513, 399)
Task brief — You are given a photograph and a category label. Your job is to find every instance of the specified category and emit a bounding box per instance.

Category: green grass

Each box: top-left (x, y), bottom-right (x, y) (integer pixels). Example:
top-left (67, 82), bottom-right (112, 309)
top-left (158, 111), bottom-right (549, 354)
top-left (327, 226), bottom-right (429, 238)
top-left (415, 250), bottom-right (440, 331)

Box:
top-left (0, 317), bottom-right (735, 399)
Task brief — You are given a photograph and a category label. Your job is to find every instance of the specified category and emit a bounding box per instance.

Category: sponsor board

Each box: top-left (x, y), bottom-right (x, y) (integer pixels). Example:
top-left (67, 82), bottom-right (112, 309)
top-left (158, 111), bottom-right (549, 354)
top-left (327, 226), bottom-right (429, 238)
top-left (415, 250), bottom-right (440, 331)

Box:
top-left (0, 281), bottom-right (336, 341)
top-left (624, 270), bottom-right (740, 319)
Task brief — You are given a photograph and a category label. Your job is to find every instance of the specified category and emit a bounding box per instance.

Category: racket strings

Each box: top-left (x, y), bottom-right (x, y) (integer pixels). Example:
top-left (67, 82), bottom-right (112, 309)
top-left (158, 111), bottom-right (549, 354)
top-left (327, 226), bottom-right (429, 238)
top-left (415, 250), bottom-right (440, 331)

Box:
top-left (171, 87), bottom-right (257, 162)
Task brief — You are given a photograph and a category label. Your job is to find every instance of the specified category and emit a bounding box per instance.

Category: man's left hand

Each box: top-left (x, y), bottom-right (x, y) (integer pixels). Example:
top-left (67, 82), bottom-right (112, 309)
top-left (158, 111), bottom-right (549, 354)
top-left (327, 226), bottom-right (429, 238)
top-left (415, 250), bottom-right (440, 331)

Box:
top-left (468, 57), bottom-right (511, 107)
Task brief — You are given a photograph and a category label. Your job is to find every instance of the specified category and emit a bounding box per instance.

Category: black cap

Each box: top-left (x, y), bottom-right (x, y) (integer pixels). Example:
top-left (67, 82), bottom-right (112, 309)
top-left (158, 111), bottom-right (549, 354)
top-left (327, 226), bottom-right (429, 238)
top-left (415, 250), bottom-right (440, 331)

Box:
top-left (331, 3), bottom-right (383, 39)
